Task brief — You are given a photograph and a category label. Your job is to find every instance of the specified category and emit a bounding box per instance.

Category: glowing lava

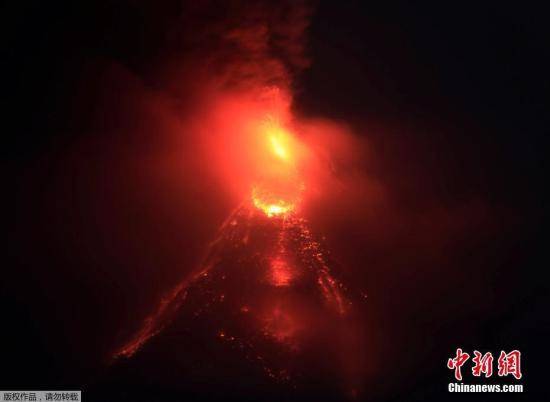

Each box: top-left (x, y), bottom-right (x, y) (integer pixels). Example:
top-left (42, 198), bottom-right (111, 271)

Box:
top-left (251, 118), bottom-right (304, 218)
top-left (270, 135), bottom-right (288, 160)
top-left (264, 119), bottom-right (294, 162)
top-left (251, 184), bottom-right (298, 217)
top-left (269, 258), bottom-right (293, 287)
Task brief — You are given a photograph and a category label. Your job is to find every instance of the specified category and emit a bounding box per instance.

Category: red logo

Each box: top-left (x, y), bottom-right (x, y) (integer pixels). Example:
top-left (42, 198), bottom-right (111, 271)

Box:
top-left (472, 351), bottom-right (494, 377)
top-left (497, 350), bottom-right (522, 380)
top-left (447, 348), bottom-right (470, 381)
top-left (447, 348), bottom-right (522, 381)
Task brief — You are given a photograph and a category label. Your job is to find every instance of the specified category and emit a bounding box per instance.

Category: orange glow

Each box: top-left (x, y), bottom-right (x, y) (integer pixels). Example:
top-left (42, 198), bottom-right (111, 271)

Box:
top-left (198, 87), bottom-right (332, 214)
top-left (270, 135), bottom-right (288, 160)
top-left (257, 202), bottom-right (291, 217)
top-left (252, 189), bottom-right (294, 217)
top-left (263, 119), bottom-right (294, 162)
top-left (249, 115), bottom-right (306, 217)
top-left (251, 181), bottom-right (302, 217)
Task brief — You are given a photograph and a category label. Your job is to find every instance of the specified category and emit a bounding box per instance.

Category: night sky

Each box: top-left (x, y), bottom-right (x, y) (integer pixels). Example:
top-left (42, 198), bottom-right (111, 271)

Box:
top-left (3, 1), bottom-right (548, 401)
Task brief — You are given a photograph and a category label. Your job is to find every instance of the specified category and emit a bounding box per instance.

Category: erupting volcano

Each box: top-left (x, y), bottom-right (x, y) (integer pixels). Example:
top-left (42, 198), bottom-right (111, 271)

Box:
top-left (107, 88), bottom-right (367, 400)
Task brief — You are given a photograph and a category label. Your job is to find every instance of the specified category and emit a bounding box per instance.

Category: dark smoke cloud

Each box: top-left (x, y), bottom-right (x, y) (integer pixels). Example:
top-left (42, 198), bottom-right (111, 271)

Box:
top-left (156, 0), bottom-right (313, 92)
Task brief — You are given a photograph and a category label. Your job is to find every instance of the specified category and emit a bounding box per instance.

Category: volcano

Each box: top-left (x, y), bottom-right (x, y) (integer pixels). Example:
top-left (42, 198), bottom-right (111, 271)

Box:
top-left (96, 201), bottom-right (366, 401)
top-left (92, 107), bottom-right (368, 401)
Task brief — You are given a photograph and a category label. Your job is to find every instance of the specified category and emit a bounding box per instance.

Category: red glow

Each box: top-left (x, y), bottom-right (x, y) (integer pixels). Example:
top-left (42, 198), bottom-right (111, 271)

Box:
top-left (262, 305), bottom-right (300, 346)
top-left (269, 258), bottom-right (293, 287)
top-left (196, 87), bottom-right (315, 217)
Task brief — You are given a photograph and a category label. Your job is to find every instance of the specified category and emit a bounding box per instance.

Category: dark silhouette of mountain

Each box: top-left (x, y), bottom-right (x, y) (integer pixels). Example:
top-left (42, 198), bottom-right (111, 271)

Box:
top-left (91, 203), bottom-right (367, 401)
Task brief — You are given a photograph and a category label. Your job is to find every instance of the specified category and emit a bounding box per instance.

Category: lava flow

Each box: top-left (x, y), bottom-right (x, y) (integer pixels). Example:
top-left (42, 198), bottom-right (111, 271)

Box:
top-left (111, 96), bottom-right (366, 398)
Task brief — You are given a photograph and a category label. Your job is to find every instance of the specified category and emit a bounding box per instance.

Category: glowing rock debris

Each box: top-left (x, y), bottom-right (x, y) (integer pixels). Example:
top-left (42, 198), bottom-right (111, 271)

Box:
top-left (114, 206), bottom-right (351, 361)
